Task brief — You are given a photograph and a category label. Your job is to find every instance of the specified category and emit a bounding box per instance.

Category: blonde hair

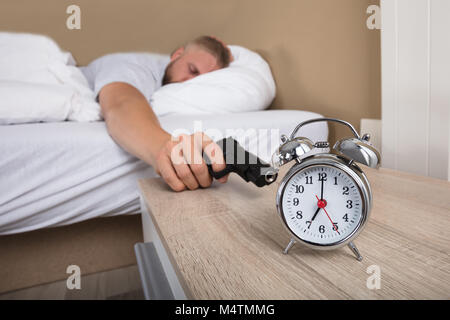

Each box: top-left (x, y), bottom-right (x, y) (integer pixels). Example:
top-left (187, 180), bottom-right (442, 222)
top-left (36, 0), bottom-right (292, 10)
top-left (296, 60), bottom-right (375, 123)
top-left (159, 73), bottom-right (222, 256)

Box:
top-left (185, 36), bottom-right (232, 68)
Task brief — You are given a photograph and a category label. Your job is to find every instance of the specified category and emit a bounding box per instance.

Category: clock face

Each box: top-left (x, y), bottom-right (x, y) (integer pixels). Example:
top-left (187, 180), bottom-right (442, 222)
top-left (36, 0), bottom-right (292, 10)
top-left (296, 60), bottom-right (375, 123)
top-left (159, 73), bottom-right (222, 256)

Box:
top-left (280, 164), bottom-right (364, 246)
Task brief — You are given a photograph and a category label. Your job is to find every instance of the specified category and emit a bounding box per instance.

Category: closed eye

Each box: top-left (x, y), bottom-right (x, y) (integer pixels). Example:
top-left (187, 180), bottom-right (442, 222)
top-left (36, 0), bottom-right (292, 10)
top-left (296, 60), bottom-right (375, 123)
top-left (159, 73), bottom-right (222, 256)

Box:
top-left (189, 63), bottom-right (199, 76)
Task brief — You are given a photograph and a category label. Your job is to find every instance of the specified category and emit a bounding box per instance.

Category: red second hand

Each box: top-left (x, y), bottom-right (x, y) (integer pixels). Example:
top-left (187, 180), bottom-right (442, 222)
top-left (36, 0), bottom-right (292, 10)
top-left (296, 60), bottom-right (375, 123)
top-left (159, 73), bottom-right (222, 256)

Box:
top-left (315, 195), bottom-right (339, 234)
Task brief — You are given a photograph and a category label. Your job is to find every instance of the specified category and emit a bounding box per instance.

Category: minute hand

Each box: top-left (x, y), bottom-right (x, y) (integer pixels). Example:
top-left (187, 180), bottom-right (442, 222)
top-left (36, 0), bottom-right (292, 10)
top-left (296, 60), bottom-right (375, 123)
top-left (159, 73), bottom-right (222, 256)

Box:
top-left (320, 176), bottom-right (324, 200)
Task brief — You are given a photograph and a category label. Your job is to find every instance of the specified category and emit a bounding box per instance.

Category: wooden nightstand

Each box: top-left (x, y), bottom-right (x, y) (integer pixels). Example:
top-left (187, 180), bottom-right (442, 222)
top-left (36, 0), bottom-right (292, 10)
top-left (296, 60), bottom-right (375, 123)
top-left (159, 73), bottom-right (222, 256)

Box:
top-left (135, 165), bottom-right (450, 300)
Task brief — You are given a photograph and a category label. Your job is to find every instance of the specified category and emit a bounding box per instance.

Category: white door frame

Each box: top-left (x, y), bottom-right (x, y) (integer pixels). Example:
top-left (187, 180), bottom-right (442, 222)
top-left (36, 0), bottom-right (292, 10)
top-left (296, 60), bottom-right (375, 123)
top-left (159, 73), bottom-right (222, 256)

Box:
top-left (381, 0), bottom-right (450, 180)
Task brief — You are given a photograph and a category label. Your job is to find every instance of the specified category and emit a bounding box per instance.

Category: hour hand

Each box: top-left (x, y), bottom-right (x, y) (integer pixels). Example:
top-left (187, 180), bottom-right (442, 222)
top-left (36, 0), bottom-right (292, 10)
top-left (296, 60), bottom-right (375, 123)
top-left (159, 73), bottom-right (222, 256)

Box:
top-left (311, 207), bottom-right (321, 221)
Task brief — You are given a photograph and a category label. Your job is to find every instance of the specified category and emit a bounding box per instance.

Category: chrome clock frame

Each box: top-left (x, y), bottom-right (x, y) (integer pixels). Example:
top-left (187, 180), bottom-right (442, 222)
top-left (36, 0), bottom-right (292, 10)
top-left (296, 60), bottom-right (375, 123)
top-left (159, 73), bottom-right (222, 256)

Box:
top-left (276, 154), bottom-right (372, 260)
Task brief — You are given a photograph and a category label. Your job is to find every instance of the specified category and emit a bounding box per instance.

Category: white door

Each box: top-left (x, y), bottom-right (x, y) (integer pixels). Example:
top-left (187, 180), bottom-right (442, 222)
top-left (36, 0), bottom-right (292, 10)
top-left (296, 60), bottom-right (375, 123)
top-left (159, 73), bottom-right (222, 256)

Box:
top-left (381, 0), bottom-right (450, 180)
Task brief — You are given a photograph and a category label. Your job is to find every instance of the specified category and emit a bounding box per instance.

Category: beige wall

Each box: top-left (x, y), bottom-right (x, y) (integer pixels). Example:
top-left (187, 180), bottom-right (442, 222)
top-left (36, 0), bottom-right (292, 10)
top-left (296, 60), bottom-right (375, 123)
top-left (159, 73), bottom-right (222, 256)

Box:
top-left (0, 0), bottom-right (380, 142)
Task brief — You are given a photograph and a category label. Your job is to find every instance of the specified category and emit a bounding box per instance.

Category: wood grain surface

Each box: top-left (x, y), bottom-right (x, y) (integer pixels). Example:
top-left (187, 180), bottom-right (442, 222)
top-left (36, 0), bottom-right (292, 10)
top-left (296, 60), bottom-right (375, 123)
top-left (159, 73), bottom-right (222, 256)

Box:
top-left (139, 165), bottom-right (450, 299)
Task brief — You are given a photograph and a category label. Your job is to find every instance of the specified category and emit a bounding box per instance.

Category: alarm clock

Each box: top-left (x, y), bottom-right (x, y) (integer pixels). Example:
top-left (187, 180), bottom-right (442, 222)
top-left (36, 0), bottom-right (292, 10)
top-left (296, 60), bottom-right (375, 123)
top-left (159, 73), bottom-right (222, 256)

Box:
top-left (271, 118), bottom-right (381, 261)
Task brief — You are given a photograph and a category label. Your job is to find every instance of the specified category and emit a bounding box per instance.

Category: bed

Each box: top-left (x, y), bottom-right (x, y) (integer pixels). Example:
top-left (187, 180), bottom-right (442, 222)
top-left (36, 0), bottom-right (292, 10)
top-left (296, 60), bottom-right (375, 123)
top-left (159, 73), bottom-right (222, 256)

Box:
top-left (0, 110), bottom-right (328, 236)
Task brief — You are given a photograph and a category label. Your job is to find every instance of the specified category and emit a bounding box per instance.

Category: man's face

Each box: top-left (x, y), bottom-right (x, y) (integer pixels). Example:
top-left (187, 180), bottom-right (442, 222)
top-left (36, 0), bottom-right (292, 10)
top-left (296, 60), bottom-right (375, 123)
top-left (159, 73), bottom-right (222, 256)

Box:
top-left (163, 45), bottom-right (220, 85)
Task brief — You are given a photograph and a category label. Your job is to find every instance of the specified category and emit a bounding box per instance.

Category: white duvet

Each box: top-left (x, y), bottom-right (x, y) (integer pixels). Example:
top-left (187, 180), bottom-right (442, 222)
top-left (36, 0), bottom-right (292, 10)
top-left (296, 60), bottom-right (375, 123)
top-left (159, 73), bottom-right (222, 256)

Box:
top-left (0, 32), bottom-right (276, 124)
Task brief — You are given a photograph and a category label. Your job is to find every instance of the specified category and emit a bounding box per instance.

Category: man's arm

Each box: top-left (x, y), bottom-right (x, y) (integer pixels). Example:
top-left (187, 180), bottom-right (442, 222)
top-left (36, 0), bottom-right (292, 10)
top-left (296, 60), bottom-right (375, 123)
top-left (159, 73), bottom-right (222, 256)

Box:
top-left (99, 82), bottom-right (227, 191)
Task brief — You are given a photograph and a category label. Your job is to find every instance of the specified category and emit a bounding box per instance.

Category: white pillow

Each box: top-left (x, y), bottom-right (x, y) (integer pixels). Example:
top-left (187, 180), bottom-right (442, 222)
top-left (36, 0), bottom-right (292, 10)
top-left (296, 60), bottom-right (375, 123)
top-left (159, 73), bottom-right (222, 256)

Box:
top-left (0, 32), bottom-right (75, 83)
top-left (0, 32), bottom-right (101, 124)
top-left (150, 45), bottom-right (276, 117)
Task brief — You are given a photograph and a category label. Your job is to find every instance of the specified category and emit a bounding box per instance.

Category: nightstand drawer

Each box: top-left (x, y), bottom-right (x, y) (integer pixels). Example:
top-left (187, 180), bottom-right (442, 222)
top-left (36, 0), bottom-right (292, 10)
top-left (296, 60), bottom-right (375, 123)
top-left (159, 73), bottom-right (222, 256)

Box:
top-left (134, 242), bottom-right (173, 300)
top-left (136, 195), bottom-right (187, 300)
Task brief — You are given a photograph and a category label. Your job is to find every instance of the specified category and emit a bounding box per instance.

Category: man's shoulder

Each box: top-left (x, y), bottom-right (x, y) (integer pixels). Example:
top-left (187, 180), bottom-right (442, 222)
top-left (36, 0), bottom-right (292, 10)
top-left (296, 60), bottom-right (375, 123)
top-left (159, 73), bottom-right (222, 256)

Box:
top-left (93, 52), bottom-right (169, 65)
top-left (81, 51), bottom-right (170, 100)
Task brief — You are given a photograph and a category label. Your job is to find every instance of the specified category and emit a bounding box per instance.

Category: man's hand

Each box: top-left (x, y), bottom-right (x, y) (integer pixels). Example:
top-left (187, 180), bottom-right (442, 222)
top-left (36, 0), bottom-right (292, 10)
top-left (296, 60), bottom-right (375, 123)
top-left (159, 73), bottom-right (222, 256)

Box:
top-left (154, 132), bottom-right (228, 192)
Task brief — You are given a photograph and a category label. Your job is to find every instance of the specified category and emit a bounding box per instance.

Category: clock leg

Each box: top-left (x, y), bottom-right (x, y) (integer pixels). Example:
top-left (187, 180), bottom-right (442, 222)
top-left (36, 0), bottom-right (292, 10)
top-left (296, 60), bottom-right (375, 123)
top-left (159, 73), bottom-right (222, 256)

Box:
top-left (348, 242), bottom-right (363, 261)
top-left (283, 238), bottom-right (296, 255)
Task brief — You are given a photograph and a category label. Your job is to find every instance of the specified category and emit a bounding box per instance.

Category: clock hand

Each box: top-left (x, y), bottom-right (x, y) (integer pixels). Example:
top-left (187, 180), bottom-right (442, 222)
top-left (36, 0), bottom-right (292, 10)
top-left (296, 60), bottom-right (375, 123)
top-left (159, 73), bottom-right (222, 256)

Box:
top-left (315, 195), bottom-right (339, 234)
top-left (322, 207), bottom-right (340, 235)
top-left (320, 176), bottom-right (324, 200)
top-left (311, 207), bottom-right (321, 221)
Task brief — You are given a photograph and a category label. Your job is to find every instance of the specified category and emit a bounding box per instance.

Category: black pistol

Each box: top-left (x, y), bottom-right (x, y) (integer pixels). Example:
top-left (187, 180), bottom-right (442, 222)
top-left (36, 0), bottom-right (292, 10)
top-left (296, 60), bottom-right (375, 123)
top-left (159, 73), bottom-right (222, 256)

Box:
top-left (204, 137), bottom-right (278, 187)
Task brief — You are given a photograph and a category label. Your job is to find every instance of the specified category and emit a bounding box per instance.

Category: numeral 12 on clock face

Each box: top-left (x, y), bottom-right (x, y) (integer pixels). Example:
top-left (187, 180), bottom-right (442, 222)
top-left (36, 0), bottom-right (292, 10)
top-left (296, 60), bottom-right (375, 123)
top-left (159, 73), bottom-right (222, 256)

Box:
top-left (281, 165), bottom-right (363, 245)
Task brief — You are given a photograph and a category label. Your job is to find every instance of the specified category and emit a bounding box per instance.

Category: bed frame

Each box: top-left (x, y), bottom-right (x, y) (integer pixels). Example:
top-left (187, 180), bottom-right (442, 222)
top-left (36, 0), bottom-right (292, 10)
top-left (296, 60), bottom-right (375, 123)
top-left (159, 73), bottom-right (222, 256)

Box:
top-left (0, 215), bottom-right (142, 294)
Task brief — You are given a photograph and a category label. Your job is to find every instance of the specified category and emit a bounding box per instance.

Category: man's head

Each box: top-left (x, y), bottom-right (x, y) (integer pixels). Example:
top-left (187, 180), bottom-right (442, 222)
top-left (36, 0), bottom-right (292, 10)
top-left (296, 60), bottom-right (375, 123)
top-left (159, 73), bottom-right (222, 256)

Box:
top-left (162, 36), bottom-right (232, 85)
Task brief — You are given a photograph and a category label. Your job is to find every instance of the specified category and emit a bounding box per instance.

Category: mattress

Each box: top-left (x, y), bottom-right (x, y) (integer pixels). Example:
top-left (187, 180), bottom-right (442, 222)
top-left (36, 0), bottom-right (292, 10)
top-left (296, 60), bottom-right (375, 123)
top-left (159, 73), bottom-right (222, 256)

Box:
top-left (0, 110), bottom-right (328, 235)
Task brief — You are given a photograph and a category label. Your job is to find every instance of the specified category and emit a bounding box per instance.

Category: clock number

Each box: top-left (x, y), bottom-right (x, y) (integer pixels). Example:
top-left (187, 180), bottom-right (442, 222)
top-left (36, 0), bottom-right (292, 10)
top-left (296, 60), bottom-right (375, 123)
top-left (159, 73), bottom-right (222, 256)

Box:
top-left (296, 211), bottom-right (303, 219)
top-left (342, 186), bottom-right (349, 195)
top-left (334, 177), bottom-right (338, 185)
top-left (295, 185), bottom-right (304, 193)
top-left (346, 200), bottom-right (353, 209)
top-left (343, 214), bottom-right (349, 222)
top-left (306, 221), bottom-right (312, 229)
top-left (318, 173), bottom-right (327, 182)
top-left (332, 222), bottom-right (339, 231)
top-left (305, 176), bottom-right (313, 184)
top-left (319, 225), bottom-right (325, 233)
top-left (293, 198), bottom-right (300, 206)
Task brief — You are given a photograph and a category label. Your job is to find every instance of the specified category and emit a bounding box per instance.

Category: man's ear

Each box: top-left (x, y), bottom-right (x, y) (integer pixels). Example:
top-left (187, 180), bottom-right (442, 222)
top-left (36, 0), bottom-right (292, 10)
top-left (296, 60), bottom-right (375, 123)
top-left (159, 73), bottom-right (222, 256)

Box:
top-left (170, 46), bottom-right (185, 61)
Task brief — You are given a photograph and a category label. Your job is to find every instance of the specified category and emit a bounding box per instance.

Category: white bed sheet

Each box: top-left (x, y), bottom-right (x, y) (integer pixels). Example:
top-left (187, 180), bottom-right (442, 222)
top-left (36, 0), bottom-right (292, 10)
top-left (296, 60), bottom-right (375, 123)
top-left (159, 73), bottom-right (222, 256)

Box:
top-left (0, 110), bottom-right (328, 235)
